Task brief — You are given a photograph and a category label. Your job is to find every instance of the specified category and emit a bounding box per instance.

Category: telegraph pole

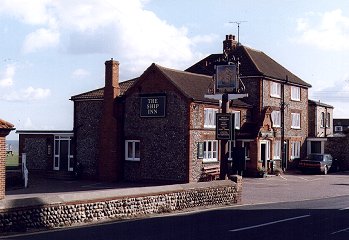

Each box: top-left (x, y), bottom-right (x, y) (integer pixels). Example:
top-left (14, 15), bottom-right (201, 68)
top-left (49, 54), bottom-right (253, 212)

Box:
top-left (281, 76), bottom-right (288, 171)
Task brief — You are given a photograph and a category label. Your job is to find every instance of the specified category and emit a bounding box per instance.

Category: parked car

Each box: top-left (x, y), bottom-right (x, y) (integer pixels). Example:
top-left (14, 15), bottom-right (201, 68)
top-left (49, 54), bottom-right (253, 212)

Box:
top-left (298, 153), bottom-right (333, 175)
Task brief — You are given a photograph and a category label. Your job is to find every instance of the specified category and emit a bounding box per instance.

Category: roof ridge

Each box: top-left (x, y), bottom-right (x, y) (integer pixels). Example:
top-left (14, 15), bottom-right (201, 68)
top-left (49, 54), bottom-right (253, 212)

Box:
top-left (154, 63), bottom-right (212, 79)
top-left (240, 45), bottom-right (264, 75)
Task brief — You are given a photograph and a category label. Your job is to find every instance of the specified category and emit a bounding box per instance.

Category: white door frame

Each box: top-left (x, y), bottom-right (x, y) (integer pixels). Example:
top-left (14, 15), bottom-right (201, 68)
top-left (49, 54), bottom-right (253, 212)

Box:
top-left (260, 140), bottom-right (270, 167)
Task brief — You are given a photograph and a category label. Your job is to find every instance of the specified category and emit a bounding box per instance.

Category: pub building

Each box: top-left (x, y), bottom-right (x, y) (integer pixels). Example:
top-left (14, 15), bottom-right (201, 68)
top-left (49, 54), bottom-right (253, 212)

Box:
top-left (18, 35), bottom-right (311, 182)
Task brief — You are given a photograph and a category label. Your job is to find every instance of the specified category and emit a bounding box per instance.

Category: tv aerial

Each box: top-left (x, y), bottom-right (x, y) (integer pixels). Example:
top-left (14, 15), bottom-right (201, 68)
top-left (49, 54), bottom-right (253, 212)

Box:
top-left (229, 21), bottom-right (247, 45)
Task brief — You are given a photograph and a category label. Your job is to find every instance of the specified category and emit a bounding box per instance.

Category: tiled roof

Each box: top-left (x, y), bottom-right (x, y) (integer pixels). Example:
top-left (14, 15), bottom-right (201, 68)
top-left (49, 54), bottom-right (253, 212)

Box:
top-left (70, 78), bottom-right (137, 101)
top-left (154, 64), bottom-right (216, 103)
top-left (308, 99), bottom-right (333, 108)
top-left (142, 64), bottom-right (252, 107)
top-left (186, 45), bottom-right (312, 88)
top-left (0, 118), bottom-right (14, 129)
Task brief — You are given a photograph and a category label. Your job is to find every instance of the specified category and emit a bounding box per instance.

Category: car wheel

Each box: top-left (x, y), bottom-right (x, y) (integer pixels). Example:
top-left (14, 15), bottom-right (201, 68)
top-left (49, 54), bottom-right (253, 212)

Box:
top-left (323, 166), bottom-right (328, 175)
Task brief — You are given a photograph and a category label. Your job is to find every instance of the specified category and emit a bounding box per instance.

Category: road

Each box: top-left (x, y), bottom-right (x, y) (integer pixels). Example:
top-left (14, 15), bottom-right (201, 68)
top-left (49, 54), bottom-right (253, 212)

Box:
top-left (1, 195), bottom-right (348, 240)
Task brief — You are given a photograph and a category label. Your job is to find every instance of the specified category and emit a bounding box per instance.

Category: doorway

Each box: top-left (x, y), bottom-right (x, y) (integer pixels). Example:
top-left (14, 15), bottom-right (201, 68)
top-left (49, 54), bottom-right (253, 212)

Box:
top-left (53, 135), bottom-right (73, 171)
top-left (260, 140), bottom-right (270, 168)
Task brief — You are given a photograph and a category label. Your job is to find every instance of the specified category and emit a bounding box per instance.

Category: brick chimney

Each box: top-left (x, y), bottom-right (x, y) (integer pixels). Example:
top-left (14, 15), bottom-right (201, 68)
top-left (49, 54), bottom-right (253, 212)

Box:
top-left (223, 34), bottom-right (238, 54)
top-left (0, 119), bottom-right (15, 199)
top-left (98, 59), bottom-right (122, 181)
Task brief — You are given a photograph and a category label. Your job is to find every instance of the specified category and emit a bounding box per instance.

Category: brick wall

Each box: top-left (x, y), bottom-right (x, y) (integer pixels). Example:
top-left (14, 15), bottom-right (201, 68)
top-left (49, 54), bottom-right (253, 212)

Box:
top-left (325, 136), bottom-right (349, 170)
top-left (98, 60), bottom-right (122, 181)
top-left (189, 103), bottom-right (218, 181)
top-left (0, 136), bottom-right (5, 199)
top-left (308, 104), bottom-right (333, 137)
top-left (18, 135), bottom-right (52, 171)
top-left (0, 180), bottom-right (242, 233)
top-left (124, 70), bottom-right (190, 183)
top-left (74, 100), bottom-right (103, 179)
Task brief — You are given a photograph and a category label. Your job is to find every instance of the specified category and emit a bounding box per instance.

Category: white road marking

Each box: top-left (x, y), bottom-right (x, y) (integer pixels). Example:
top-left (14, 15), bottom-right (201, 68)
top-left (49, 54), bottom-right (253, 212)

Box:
top-left (279, 175), bottom-right (287, 180)
top-left (331, 227), bottom-right (349, 235)
top-left (339, 207), bottom-right (349, 211)
top-left (229, 215), bottom-right (311, 232)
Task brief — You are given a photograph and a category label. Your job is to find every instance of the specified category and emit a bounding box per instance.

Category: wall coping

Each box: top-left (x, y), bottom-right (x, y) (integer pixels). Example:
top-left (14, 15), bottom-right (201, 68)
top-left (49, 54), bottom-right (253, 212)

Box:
top-left (0, 180), bottom-right (237, 211)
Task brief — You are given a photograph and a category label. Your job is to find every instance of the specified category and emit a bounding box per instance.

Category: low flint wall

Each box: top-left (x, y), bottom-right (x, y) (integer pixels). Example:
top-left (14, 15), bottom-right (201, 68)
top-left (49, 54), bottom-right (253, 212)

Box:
top-left (0, 178), bottom-right (242, 233)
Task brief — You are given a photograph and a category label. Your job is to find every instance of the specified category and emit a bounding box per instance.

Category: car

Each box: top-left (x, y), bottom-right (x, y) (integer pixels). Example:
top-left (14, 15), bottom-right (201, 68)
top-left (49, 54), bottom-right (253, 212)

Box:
top-left (298, 153), bottom-right (333, 175)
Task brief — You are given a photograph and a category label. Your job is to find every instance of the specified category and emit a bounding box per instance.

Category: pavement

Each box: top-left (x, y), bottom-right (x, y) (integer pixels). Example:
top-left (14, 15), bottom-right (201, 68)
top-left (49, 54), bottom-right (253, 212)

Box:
top-left (242, 170), bottom-right (349, 204)
top-left (3, 170), bottom-right (349, 209)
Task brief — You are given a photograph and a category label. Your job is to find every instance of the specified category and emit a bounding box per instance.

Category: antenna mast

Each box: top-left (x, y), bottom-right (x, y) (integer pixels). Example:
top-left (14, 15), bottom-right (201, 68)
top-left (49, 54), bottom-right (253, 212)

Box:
top-left (229, 21), bottom-right (247, 45)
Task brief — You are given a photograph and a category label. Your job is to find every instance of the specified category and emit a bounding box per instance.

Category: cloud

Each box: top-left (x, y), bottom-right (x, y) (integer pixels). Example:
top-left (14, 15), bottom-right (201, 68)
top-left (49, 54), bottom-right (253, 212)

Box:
top-left (0, 0), bottom-right (211, 71)
top-left (22, 28), bottom-right (60, 53)
top-left (295, 9), bottom-right (349, 51)
top-left (0, 64), bottom-right (15, 87)
top-left (71, 68), bottom-right (90, 79)
top-left (1, 87), bottom-right (51, 101)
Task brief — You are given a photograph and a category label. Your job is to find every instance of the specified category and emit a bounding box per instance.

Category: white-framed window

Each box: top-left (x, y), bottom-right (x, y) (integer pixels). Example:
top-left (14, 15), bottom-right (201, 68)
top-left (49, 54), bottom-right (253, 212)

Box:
top-left (203, 140), bottom-right (218, 162)
top-left (125, 140), bottom-right (140, 161)
top-left (271, 111), bottom-right (281, 127)
top-left (291, 113), bottom-right (301, 129)
top-left (321, 112), bottom-right (325, 127)
top-left (242, 141), bottom-right (251, 161)
top-left (270, 82), bottom-right (281, 98)
top-left (273, 141), bottom-right (281, 159)
top-left (291, 86), bottom-right (300, 101)
top-left (326, 112), bottom-right (330, 128)
top-left (204, 108), bottom-right (218, 128)
top-left (232, 111), bottom-right (241, 129)
top-left (291, 141), bottom-right (301, 159)
top-left (335, 126), bottom-right (343, 132)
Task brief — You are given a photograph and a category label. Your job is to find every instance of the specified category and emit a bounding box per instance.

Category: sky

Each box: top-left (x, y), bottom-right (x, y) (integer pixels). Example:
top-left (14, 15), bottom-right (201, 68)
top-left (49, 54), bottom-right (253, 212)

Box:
top-left (2, 0), bottom-right (349, 139)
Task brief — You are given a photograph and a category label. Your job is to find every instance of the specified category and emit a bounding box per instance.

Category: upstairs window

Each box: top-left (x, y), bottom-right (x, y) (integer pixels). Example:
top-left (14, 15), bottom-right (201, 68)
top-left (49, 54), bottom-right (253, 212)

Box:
top-left (291, 86), bottom-right (300, 101)
top-left (321, 112), bottom-right (325, 128)
top-left (204, 108), bottom-right (218, 128)
top-left (326, 113), bottom-right (330, 128)
top-left (271, 111), bottom-right (281, 127)
top-left (291, 113), bottom-right (301, 129)
top-left (270, 82), bottom-right (281, 98)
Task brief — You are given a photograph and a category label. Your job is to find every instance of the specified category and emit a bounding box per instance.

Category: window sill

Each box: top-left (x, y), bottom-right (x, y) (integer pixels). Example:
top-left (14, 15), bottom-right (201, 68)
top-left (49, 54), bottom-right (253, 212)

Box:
top-left (125, 159), bottom-right (140, 162)
top-left (270, 95), bottom-right (281, 99)
top-left (290, 98), bottom-right (301, 102)
top-left (203, 159), bottom-right (219, 163)
top-left (291, 127), bottom-right (301, 130)
top-left (204, 126), bottom-right (216, 129)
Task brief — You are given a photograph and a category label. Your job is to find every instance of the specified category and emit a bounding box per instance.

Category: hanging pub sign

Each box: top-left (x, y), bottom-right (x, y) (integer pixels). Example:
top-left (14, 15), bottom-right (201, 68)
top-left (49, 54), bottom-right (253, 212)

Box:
top-left (216, 113), bottom-right (233, 140)
top-left (215, 64), bottom-right (238, 93)
top-left (140, 94), bottom-right (166, 117)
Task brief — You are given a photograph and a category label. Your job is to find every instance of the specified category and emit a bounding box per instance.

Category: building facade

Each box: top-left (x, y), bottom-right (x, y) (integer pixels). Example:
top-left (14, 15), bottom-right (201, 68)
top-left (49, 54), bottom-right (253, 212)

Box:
top-left (333, 118), bottom-right (349, 136)
top-left (17, 35), bottom-right (314, 181)
top-left (307, 100), bottom-right (333, 154)
top-left (186, 35), bottom-right (312, 172)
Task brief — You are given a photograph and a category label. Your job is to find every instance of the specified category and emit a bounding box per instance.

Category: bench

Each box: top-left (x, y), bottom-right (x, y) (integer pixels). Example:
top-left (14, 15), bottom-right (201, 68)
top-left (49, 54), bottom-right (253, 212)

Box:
top-left (202, 164), bottom-right (220, 181)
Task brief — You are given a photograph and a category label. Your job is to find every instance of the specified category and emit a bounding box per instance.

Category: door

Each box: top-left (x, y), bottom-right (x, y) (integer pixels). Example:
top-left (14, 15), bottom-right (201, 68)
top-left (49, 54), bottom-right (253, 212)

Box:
top-left (53, 135), bottom-right (74, 171)
top-left (260, 140), bottom-right (270, 168)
